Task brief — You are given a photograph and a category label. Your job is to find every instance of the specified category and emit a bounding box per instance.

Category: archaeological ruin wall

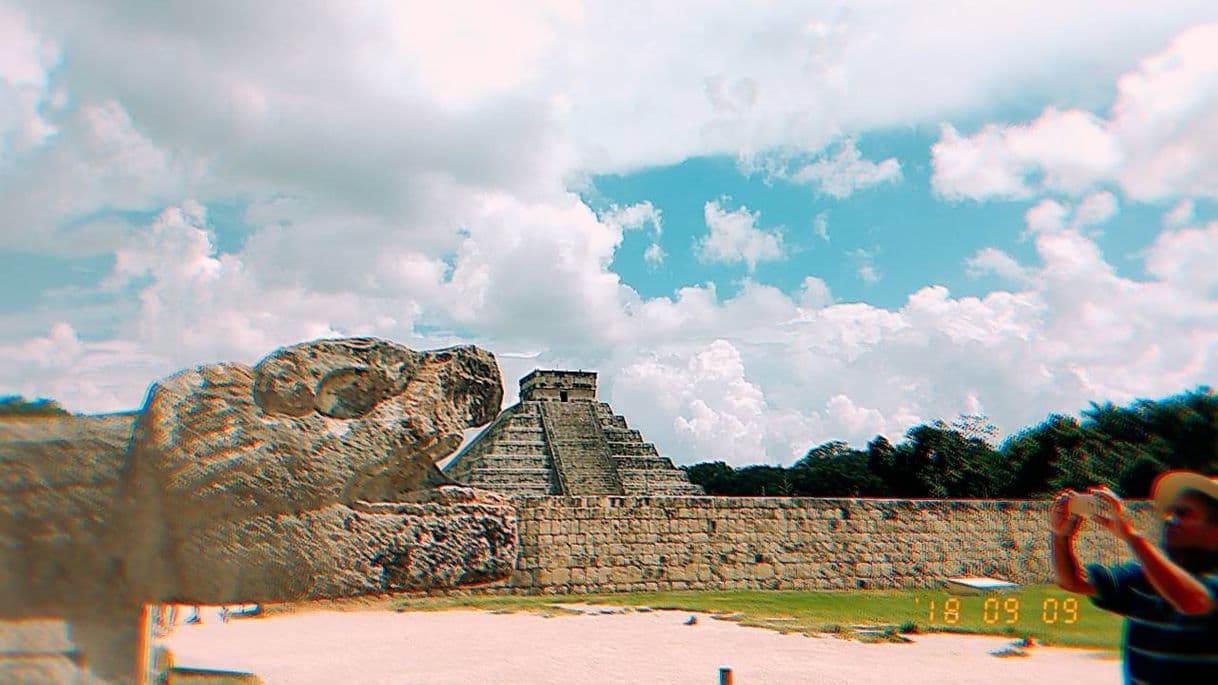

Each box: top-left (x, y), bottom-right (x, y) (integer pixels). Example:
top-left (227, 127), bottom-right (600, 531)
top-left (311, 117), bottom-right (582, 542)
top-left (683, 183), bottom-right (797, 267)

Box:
top-left (475, 496), bottom-right (1156, 595)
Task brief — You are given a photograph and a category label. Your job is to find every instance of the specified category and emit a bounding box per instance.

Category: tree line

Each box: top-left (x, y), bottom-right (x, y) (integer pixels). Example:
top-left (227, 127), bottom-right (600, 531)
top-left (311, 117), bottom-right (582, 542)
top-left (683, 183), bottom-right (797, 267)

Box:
top-left (0, 395), bottom-right (70, 416)
top-left (681, 387), bottom-right (1218, 499)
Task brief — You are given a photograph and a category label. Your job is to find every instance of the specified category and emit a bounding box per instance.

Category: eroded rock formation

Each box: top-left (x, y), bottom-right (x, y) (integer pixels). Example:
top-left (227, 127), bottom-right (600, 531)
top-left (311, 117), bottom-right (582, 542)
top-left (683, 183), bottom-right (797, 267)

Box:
top-left (0, 338), bottom-right (516, 684)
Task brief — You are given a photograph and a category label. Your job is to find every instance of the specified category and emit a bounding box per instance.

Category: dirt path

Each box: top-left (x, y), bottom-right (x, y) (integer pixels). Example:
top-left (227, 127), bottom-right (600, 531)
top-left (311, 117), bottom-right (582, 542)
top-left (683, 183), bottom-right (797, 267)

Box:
top-left (160, 606), bottom-right (1121, 685)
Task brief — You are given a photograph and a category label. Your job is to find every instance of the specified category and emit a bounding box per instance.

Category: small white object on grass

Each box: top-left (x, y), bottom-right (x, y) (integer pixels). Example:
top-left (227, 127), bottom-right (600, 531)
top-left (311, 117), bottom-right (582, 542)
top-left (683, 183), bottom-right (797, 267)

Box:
top-left (942, 577), bottom-right (1018, 595)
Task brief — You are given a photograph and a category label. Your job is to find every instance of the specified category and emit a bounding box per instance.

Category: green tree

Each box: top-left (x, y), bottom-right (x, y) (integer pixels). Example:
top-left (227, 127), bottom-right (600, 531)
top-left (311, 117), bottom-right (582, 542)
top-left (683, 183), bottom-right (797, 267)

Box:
top-left (864, 435), bottom-right (895, 497)
top-left (790, 441), bottom-right (883, 496)
top-left (905, 423), bottom-right (1001, 498)
top-left (1000, 414), bottom-right (1087, 497)
top-left (682, 462), bottom-right (736, 495)
top-left (1117, 455), bottom-right (1166, 498)
top-left (0, 395), bottom-right (70, 416)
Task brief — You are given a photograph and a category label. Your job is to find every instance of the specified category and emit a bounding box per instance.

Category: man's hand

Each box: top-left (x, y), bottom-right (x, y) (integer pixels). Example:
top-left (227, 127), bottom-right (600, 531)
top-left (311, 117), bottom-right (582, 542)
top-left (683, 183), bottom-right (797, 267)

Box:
top-left (1088, 486), bottom-right (1137, 542)
top-left (1049, 489), bottom-right (1095, 594)
top-left (1049, 489), bottom-right (1083, 538)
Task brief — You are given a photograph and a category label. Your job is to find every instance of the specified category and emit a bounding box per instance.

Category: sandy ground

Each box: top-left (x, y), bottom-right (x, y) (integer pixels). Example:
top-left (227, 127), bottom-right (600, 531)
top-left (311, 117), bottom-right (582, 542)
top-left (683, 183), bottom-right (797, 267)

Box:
top-left (159, 605), bottom-right (1122, 685)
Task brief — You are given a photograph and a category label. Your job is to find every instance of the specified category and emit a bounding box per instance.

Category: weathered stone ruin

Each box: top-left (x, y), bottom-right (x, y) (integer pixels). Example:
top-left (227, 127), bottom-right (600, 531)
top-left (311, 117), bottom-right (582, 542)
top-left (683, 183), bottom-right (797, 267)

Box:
top-left (0, 338), bottom-right (518, 684)
top-left (444, 370), bottom-right (704, 497)
top-left (1, 341), bottom-right (1156, 682)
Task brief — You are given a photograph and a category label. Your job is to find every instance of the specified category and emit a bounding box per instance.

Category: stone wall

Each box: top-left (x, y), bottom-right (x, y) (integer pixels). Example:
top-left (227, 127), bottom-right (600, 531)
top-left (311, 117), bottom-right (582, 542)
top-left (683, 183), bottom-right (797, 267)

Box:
top-left (476, 496), bottom-right (1159, 595)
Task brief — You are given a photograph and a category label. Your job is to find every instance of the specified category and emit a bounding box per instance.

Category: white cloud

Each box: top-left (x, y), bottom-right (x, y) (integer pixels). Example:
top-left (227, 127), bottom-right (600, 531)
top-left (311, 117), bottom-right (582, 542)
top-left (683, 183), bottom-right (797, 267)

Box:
top-left (4, 3), bottom-right (1218, 468)
top-left (788, 138), bottom-right (901, 198)
top-left (601, 201), bottom-right (666, 269)
top-left (932, 23), bottom-right (1218, 202)
top-left (0, 99), bottom-right (203, 254)
top-left (439, 191), bottom-right (639, 347)
top-left (0, 322), bottom-right (164, 412)
top-left (1023, 199), bottom-right (1070, 235)
top-left (10, 195), bottom-right (1218, 467)
top-left (930, 123), bottom-right (1032, 201)
top-left (1143, 220), bottom-right (1218, 296)
top-left (931, 108), bottom-right (1121, 201)
top-left (643, 242), bottom-right (665, 269)
top-left (614, 340), bottom-right (816, 465)
top-left (797, 276), bottom-right (833, 309)
top-left (697, 198), bottom-right (785, 271)
top-left (1163, 198), bottom-right (1196, 227)
top-left (0, 1), bottom-right (58, 160)
top-left (1020, 192), bottom-right (1118, 240)
top-left (1073, 190), bottom-right (1120, 228)
top-left (601, 201), bottom-right (662, 237)
top-left (824, 394), bottom-right (886, 441)
top-left (760, 137), bottom-right (906, 197)
top-left (848, 248), bottom-right (881, 284)
top-left (965, 248), bottom-right (1033, 285)
top-left (812, 211), bottom-right (830, 242)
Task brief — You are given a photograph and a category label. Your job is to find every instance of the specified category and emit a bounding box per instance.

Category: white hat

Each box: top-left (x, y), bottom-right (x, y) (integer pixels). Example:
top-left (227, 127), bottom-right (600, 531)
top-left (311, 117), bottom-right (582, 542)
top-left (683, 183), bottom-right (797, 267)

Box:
top-left (1152, 470), bottom-right (1218, 514)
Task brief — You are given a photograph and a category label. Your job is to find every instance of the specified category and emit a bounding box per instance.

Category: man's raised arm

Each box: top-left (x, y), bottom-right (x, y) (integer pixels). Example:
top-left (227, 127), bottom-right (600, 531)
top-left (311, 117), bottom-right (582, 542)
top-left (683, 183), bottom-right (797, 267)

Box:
top-left (1049, 490), bottom-right (1096, 594)
top-left (1091, 487), bottom-right (1215, 615)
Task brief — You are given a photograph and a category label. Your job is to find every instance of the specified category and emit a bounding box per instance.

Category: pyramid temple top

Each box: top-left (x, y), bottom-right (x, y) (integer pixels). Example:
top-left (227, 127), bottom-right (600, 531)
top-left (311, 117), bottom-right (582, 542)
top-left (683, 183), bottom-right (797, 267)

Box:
top-left (519, 370), bottom-right (597, 402)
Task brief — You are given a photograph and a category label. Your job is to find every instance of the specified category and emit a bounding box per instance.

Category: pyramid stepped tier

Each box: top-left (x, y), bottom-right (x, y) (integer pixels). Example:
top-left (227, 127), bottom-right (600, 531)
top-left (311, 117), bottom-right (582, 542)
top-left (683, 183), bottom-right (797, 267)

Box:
top-left (444, 370), bottom-right (704, 497)
top-left (594, 403), bottom-right (703, 496)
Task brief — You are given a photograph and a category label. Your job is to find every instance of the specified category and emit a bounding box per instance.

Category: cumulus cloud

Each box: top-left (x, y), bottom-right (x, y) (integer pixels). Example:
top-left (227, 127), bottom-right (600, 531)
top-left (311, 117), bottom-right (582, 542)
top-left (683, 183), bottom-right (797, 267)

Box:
top-left (1073, 190), bottom-right (1120, 229)
top-left (931, 108), bottom-right (1121, 201)
top-left (1023, 199), bottom-right (1071, 235)
top-left (1143, 220), bottom-right (1218, 296)
top-left (613, 340), bottom-right (816, 465)
top-left (824, 394), bottom-right (886, 440)
top-left (0, 99), bottom-right (203, 254)
top-left (1018, 192), bottom-right (1120, 242)
top-left (932, 23), bottom-right (1218, 202)
top-left (439, 191), bottom-right (640, 347)
top-left (797, 276), bottom-right (833, 309)
top-left (788, 138), bottom-right (901, 198)
top-left (1163, 199), bottom-right (1196, 227)
top-left (0, 321), bottom-right (163, 413)
top-left (738, 139), bottom-right (900, 199)
top-left (848, 248), bottom-right (881, 284)
top-left (643, 242), bottom-right (665, 268)
top-left (597, 201), bottom-right (667, 269)
top-left (601, 201), bottom-right (662, 237)
top-left (696, 199), bottom-right (785, 271)
top-left (9, 191), bottom-right (1218, 468)
top-left (4, 2), bottom-right (1218, 467)
top-left (0, 1), bottom-right (58, 161)
top-left (965, 248), bottom-right (1033, 285)
top-left (812, 211), bottom-right (830, 242)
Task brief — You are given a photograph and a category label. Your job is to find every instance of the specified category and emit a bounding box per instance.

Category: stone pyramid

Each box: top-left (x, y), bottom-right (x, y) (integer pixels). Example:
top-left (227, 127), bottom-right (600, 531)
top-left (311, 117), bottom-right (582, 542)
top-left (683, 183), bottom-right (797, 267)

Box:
top-left (444, 370), bottom-right (704, 497)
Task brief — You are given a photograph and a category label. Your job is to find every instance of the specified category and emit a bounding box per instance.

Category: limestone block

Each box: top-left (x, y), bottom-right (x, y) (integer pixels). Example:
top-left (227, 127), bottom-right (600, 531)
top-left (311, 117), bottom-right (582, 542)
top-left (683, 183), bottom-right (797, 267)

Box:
top-left (751, 563), bottom-right (775, 580)
top-left (0, 655), bottom-right (98, 685)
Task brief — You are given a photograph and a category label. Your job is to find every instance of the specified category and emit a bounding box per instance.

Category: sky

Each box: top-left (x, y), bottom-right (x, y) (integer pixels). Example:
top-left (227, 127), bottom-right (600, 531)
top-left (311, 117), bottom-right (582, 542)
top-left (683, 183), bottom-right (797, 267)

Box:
top-left (2, 1), bottom-right (1218, 467)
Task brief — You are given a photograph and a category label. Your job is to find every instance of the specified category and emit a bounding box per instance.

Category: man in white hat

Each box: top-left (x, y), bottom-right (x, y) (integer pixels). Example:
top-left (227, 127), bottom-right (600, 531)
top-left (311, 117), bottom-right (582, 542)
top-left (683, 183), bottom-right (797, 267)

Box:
top-left (1050, 470), bottom-right (1218, 684)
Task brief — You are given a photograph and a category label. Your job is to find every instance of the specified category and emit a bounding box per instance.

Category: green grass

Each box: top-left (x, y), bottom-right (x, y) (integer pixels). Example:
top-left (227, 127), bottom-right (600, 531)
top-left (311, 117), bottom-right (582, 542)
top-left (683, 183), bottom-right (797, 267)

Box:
top-left (381, 585), bottom-right (1122, 650)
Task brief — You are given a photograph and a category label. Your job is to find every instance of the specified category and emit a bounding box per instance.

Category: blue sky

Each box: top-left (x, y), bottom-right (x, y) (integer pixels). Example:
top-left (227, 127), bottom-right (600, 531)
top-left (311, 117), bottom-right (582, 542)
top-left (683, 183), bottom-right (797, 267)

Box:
top-left (3, 2), bottom-right (1218, 466)
top-left (590, 127), bottom-right (1210, 313)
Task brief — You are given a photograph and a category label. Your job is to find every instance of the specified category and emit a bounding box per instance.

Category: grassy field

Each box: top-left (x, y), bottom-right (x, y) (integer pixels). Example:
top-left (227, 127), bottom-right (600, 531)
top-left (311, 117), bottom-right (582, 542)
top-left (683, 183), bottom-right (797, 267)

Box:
top-left (263, 585), bottom-right (1123, 651)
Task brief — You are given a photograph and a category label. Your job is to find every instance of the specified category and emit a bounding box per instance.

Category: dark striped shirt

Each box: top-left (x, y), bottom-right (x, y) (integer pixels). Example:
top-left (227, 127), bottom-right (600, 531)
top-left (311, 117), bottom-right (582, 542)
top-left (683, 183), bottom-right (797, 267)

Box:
top-left (1085, 562), bottom-right (1218, 684)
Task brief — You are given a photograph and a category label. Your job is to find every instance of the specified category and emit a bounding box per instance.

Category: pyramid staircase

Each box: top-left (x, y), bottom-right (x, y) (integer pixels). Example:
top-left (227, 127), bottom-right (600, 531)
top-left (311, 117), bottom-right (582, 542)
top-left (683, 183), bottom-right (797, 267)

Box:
top-left (540, 401), bottom-right (624, 495)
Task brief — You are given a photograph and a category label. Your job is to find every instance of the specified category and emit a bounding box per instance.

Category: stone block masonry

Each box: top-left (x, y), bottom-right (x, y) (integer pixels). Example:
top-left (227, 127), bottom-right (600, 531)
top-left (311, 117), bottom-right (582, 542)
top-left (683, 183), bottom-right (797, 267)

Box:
top-left (470, 496), bottom-right (1159, 595)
